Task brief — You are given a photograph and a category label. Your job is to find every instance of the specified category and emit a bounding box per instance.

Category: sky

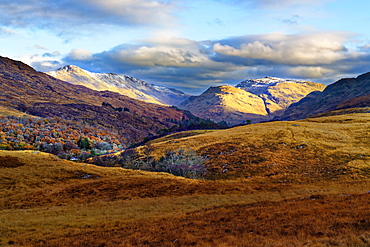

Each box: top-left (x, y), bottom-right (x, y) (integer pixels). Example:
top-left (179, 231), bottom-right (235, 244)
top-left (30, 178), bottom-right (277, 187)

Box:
top-left (0, 0), bottom-right (370, 94)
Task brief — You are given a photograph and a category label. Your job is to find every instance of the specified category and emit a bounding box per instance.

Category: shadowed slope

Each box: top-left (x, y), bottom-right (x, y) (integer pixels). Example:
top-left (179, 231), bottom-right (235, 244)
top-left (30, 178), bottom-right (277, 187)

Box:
top-left (281, 72), bottom-right (370, 120)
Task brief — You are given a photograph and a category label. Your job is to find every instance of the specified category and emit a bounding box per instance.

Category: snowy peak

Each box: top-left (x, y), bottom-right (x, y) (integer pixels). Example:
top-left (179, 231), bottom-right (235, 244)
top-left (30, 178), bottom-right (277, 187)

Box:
top-left (237, 76), bottom-right (313, 86)
top-left (46, 65), bottom-right (190, 106)
top-left (58, 65), bottom-right (84, 73)
top-left (236, 76), bottom-right (318, 95)
top-left (236, 76), bottom-right (326, 116)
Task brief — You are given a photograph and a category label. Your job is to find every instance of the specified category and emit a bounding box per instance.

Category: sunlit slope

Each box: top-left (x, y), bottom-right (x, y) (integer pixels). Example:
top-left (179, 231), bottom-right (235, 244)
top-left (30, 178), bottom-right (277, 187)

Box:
top-left (0, 106), bottom-right (35, 118)
top-left (141, 113), bottom-right (370, 181)
top-left (179, 85), bottom-right (270, 125)
top-left (236, 77), bottom-right (326, 116)
top-left (0, 150), bottom-right (185, 199)
top-left (180, 79), bottom-right (325, 126)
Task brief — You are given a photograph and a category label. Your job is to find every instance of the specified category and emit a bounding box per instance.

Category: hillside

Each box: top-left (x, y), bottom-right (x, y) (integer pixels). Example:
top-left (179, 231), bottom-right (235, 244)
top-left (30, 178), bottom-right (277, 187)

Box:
top-left (179, 85), bottom-right (269, 125)
top-left (0, 56), bottom-right (205, 147)
top-left (112, 113), bottom-right (370, 182)
top-left (47, 65), bottom-right (190, 106)
top-left (180, 77), bottom-right (325, 125)
top-left (281, 72), bottom-right (370, 120)
top-left (236, 76), bottom-right (326, 115)
top-left (2, 112), bottom-right (370, 246)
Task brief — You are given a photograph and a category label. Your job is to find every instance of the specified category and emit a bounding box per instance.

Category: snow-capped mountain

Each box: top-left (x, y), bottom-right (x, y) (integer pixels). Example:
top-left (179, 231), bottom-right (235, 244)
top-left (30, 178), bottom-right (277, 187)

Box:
top-left (236, 76), bottom-right (326, 115)
top-left (47, 65), bottom-right (190, 106)
top-left (180, 77), bottom-right (326, 126)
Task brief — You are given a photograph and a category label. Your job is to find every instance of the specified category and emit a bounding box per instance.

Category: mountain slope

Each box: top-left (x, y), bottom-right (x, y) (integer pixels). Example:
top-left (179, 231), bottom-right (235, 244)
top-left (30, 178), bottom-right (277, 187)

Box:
top-left (281, 72), bottom-right (370, 120)
top-left (236, 76), bottom-right (326, 115)
top-left (179, 85), bottom-right (269, 125)
top-left (0, 56), bottom-right (194, 146)
top-left (47, 65), bottom-right (190, 106)
top-left (180, 78), bottom-right (325, 125)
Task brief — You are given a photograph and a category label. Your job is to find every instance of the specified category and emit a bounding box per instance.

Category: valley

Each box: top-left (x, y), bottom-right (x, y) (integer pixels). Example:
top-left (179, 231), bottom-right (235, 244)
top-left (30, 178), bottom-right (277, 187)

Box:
top-left (1, 113), bottom-right (370, 246)
top-left (0, 56), bottom-right (370, 246)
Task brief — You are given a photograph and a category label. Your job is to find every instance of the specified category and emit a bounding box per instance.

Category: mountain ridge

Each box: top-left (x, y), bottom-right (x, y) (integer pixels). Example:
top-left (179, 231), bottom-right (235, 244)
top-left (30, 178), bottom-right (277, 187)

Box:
top-left (280, 72), bottom-right (370, 120)
top-left (180, 77), bottom-right (325, 125)
top-left (47, 65), bottom-right (190, 106)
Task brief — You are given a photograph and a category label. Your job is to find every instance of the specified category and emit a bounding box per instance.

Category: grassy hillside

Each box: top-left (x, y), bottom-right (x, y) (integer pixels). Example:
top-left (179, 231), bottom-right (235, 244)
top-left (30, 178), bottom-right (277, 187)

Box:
top-left (0, 106), bottom-right (34, 118)
top-left (121, 113), bottom-right (370, 182)
top-left (1, 113), bottom-right (370, 246)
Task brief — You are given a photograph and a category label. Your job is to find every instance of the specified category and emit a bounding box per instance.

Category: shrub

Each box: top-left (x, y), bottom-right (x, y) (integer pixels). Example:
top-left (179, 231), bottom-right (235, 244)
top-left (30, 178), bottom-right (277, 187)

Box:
top-left (157, 149), bottom-right (207, 178)
top-left (116, 147), bottom-right (206, 178)
top-left (96, 141), bottom-right (112, 151)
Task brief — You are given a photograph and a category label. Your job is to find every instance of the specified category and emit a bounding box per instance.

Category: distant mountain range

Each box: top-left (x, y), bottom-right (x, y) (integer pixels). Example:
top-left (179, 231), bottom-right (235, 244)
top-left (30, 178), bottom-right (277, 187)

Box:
top-left (47, 65), bottom-right (190, 106)
top-left (180, 77), bottom-right (325, 125)
top-left (1, 55), bottom-right (369, 133)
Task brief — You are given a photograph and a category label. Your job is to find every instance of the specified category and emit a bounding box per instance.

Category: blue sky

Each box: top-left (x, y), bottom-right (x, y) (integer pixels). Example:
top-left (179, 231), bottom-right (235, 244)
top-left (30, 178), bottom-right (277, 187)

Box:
top-left (0, 0), bottom-right (369, 94)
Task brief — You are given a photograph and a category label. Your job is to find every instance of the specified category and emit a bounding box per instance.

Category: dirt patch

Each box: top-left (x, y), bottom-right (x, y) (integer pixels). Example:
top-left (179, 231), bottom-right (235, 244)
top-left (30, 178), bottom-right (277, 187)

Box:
top-left (0, 156), bottom-right (25, 168)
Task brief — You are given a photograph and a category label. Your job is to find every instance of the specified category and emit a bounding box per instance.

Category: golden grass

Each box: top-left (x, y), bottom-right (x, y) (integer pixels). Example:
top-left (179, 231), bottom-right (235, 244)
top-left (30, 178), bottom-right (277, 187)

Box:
top-left (145, 113), bottom-right (370, 156)
top-left (0, 106), bottom-right (35, 118)
top-left (1, 113), bottom-right (370, 246)
top-left (136, 113), bottom-right (370, 181)
top-left (147, 129), bottom-right (217, 145)
top-left (0, 150), bottom-right (181, 198)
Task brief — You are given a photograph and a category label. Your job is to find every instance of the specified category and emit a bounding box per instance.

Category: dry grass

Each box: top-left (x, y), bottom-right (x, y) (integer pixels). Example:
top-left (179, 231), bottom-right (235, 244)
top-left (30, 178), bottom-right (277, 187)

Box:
top-left (144, 113), bottom-right (370, 156)
top-left (147, 129), bottom-right (217, 145)
top-left (37, 193), bottom-right (370, 247)
top-left (0, 106), bottom-right (35, 118)
top-left (1, 113), bottom-right (370, 246)
top-left (137, 113), bottom-right (370, 181)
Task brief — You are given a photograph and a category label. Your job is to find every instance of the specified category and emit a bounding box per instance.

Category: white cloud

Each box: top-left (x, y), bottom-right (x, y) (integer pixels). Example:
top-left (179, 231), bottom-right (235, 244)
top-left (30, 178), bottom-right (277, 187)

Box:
top-left (17, 53), bottom-right (63, 72)
top-left (0, 0), bottom-right (177, 34)
top-left (0, 27), bottom-right (18, 36)
top-left (213, 32), bottom-right (351, 65)
top-left (69, 49), bottom-right (93, 61)
top-left (86, 0), bottom-right (176, 25)
top-left (62, 32), bottom-right (370, 94)
top-left (223, 0), bottom-right (335, 8)
top-left (287, 66), bottom-right (333, 78)
top-left (34, 45), bottom-right (48, 50)
top-left (107, 38), bottom-right (218, 68)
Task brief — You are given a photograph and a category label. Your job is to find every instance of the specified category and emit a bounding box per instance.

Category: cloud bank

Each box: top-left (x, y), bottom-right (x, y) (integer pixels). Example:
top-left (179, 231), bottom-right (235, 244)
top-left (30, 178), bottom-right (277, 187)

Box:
top-left (57, 32), bottom-right (370, 94)
top-left (2, 0), bottom-right (369, 94)
top-left (0, 0), bottom-right (176, 34)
